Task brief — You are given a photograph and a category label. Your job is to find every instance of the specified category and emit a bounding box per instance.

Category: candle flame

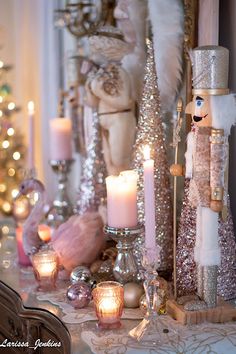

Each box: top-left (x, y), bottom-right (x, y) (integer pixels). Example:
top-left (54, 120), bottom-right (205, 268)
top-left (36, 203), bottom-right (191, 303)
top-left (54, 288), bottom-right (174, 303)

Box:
top-left (28, 101), bottom-right (35, 114)
top-left (143, 145), bottom-right (151, 160)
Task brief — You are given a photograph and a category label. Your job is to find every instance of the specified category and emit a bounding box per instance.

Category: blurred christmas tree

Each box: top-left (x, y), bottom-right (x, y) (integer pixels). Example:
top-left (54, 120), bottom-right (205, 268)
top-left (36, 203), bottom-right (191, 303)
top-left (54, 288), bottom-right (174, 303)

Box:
top-left (0, 59), bottom-right (25, 215)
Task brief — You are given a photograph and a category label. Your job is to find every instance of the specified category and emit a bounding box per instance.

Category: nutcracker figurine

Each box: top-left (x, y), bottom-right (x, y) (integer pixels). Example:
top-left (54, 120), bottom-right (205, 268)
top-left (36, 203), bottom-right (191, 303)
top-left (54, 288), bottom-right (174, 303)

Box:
top-left (176, 46), bottom-right (236, 309)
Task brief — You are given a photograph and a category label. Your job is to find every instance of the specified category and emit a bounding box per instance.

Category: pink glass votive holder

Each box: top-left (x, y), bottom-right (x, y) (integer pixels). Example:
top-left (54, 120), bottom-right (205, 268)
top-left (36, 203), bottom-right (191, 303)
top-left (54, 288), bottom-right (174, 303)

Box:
top-left (31, 249), bottom-right (58, 291)
top-left (16, 227), bottom-right (31, 266)
top-left (92, 281), bottom-right (124, 329)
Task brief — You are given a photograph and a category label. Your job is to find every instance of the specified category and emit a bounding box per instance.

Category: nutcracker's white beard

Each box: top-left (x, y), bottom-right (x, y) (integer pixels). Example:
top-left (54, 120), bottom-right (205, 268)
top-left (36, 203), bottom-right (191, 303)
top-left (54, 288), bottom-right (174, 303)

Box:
top-left (210, 94), bottom-right (236, 135)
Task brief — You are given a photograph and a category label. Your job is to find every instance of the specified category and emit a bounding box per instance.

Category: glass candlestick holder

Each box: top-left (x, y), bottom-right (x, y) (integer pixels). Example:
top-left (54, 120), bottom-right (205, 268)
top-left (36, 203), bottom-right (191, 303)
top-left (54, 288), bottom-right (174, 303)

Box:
top-left (31, 247), bottom-right (58, 291)
top-left (104, 224), bottom-right (144, 284)
top-left (92, 281), bottom-right (124, 329)
top-left (47, 159), bottom-right (74, 227)
top-left (129, 246), bottom-right (174, 344)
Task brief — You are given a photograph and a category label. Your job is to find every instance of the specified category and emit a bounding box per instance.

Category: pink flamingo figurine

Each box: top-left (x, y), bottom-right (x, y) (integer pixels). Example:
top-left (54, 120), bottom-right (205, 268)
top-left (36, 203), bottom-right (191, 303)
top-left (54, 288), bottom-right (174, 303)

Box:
top-left (18, 178), bottom-right (106, 272)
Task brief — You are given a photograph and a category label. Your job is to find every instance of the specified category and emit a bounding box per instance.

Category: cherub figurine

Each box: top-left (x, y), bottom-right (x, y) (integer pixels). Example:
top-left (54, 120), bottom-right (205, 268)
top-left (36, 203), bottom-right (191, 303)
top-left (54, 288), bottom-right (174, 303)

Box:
top-left (85, 26), bottom-right (136, 175)
top-left (172, 46), bottom-right (236, 309)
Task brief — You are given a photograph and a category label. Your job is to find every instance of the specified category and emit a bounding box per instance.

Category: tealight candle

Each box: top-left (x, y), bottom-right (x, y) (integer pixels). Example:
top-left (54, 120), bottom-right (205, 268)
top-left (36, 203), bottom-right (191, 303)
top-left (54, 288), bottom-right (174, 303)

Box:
top-left (38, 224), bottom-right (51, 242)
top-left (92, 281), bottom-right (124, 329)
top-left (31, 249), bottom-right (58, 290)
top-left (13, 197), bottom-right (30, 222)
top-left (16, 226), bottom-right (31, 266)
top-left (106, 170), bottom-right (138, 228)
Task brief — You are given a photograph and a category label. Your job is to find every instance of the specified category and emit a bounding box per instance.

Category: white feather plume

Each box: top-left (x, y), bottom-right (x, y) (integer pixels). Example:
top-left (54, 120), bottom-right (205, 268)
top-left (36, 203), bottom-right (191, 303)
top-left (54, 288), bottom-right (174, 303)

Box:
top-left (122, 0), bottom-right (147, 101)
top-left (148, 0), bottom-right (184, 112)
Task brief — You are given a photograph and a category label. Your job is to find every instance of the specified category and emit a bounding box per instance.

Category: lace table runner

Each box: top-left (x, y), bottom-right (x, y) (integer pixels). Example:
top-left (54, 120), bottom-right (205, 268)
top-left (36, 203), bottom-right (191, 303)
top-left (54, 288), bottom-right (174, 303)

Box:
top-left (37, 287), bottom-right (143, 324)
top-left (37, 287), bottom-right (236, 354)
top-left (81, 317), bottom-right (236, 354)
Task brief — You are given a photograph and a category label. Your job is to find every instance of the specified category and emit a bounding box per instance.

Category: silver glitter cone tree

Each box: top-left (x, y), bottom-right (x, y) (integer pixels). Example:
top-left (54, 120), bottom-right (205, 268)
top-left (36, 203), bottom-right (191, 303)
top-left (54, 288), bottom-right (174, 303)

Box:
top-left (133, 39), bottom-right (173, 272)
top-left (177, 179), bottom-right (236, 300)
top-left (176, 179), bottom-right (197, 296)
top-left (76, 111), bottom-right (107, 215)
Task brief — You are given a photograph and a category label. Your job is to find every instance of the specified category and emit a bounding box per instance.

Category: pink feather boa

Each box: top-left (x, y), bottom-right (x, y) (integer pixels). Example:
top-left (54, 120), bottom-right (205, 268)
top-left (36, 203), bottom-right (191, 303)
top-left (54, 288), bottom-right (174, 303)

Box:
top-left (52, 211), bottom-right (106, 272)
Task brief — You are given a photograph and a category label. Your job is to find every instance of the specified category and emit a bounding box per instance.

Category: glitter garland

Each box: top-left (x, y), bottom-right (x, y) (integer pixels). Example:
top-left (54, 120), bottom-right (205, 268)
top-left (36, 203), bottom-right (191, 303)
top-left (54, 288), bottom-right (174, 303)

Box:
top-left (132, 39), bottom-right (173, 272)
top-left (177, 179), bottom-right (236, 300)
top-left (76, 111), bottom-right (107, 215)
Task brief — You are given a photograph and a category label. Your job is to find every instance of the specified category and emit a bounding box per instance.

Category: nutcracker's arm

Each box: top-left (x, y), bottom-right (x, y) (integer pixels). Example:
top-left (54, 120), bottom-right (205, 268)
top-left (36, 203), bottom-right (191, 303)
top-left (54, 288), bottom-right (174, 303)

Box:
top-left (210, 128), bottom-right (226, 212)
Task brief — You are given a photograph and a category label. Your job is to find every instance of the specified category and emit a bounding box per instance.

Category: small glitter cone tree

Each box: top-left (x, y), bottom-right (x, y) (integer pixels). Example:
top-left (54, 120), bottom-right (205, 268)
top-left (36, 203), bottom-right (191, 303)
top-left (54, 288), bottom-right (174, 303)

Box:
top-left (76, 111), bottom-right (107, 215)
top-left (133, 39), bottom-right (173, 273)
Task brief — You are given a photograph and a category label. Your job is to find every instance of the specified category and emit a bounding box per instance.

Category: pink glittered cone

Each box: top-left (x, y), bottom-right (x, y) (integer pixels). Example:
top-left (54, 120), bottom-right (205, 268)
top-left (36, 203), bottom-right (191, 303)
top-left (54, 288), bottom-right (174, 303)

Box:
top-left (177, 179), bottom-right (236, 300)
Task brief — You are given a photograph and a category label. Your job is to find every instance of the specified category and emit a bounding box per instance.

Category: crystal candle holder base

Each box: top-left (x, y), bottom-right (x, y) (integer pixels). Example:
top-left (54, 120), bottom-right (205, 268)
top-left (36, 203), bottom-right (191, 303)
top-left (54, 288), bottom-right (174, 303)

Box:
top-left (104, 224), bottom-right (144, 284)
top-left (129, 247), bottom-right (176, 344)
top-left (47, 159), bottom-right (74, 227)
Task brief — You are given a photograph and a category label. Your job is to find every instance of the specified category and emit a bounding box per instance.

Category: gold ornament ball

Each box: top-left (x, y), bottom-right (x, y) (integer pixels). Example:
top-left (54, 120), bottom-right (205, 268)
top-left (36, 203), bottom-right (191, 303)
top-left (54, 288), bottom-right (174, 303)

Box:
top-left (170, 164), bottom-right (183, 176)
top-left (124, 283), bottom-right (144, 308)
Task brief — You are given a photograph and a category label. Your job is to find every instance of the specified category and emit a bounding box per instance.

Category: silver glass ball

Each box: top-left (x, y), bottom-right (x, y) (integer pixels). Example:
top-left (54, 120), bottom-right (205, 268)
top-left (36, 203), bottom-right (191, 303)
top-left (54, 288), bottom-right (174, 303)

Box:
top-left (66, 282), bottom-right (92, 309)
top-left (70, 266), bottom-right (91, 284)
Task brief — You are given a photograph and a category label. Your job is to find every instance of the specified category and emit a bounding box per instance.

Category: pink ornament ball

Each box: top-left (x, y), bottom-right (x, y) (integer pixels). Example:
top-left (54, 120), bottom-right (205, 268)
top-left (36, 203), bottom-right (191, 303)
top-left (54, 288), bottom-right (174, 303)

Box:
top-left (66, 282), bottom-right (92, 309)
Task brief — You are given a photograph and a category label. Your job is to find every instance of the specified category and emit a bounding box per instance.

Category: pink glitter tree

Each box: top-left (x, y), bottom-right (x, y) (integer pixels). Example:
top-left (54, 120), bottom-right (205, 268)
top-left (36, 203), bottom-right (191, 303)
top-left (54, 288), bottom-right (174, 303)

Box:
top-left (177, 179), bottom-right (236, 300)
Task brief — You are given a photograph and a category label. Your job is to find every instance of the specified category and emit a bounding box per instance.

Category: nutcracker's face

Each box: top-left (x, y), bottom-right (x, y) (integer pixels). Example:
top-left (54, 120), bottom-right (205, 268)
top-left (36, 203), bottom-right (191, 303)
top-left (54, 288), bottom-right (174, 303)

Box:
top-left (185, 95), bottom-right (212, 127)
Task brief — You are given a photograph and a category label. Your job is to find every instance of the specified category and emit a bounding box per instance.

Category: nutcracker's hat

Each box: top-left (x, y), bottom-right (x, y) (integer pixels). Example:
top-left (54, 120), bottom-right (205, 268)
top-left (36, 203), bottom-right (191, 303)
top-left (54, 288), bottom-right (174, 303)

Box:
top-left (190, 45), bottom-right (229, 96)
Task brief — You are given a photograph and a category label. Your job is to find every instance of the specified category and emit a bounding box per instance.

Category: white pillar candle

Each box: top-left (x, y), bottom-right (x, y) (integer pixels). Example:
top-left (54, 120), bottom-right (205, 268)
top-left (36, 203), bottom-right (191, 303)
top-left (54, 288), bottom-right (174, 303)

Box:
top-left (28, 101), bottom-right (35, 170)
top-left (143, 145), bottom-right (156, 250)
top-left (49, 118), bottom-right (72, 160)
top-left (106, 170), bottom-right (138, 228)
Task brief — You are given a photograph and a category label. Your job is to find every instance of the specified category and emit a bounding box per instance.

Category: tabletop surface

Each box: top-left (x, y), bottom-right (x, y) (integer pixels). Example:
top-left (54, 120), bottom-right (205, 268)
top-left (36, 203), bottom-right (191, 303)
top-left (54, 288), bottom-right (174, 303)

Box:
top-left (0, 229), bottom-right (236, 354)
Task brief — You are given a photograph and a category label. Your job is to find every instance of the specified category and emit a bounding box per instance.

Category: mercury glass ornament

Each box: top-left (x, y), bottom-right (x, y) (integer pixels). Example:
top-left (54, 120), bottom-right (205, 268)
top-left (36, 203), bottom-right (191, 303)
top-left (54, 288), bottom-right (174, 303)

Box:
top-left (70, 266), bottom-right (91, 284)
top-left (66, 282), bottom-right (92, 309)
